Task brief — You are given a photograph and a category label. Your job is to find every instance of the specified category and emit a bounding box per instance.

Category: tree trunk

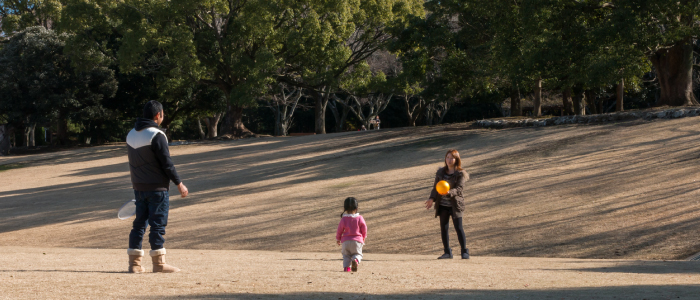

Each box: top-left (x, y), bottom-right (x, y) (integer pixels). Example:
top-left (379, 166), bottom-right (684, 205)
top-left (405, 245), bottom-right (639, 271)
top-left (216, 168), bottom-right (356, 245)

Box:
top-left (220, 105), bottom-right (232, 135)
top-left (405, 96), bottom-right (429, 127)
top-left (268, 102), bottom-right (285, 136)
top-left (573, 92), bottom-right (585, 115)
top-left (228, 106), bottom-right (252, 137)
top-left (279, 114), bottom-right (292, 136)
top-left (206, 117), bottom-right (218, 138)
top-left (616, 79), bottom-right (624, 111)
top-left (562, 89), bottom-right (573, 115)
top-left (404, 95), bottom-right (414, 126)
top-left (510, 86), bottom-right (522, 117)
top-left (424, 102), bottom-right (434, 125)
top-left (313, 86), bottom-right (330, 134)
top-left (435, 102), bottom-right (450, 124)
top-left (275, 102), bottom-right (294, 136)
top-left (56, 115), bottom-right (68, 145)
top-left (328, 101), bottom-right (340, 133)
top-left (338, 104), bottom-right (349, 132)
top-left (0, 125), bottom-right (4, 154)
top-left (196, 119), bottom-right (206, 140)
top-left (585, 90), bottom-right (597, 114)
top-left (0, 124), bottom-right (8, 155)
top-left (205, 113), bottom-right (222, 138)
top-left (404, 95), bottom-right (419, 126)
top-left (328, 98), bottom-right (349, 133)
top-left (650, 37), bottom-right (698, 106)
top-left (23, 126), bottom-right (30, 148)
top-left (220, 102), bottom-right (252, 137)
top-left (28, 123), bottom-right (35, 147)
top-left (533, 78), bottom-right (542, 117)
top-left (273, 106), bottom-right (282, 136)
top-left (21, 123), bottom-right (36, 147)
top-left (363, 118), bottom-right (373, 131)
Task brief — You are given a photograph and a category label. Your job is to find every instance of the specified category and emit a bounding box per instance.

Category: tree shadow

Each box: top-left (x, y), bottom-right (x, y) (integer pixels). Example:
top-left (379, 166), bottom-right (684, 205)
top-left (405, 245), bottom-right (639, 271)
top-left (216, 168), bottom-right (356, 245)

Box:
top-left (3, 118), bottom-right (700, 260)
top-left (0, 269), bottom-right (125, 274)
top-left (143, 285), bottom-right (700, 300)
top-left (539, 260), bottom-right (700, 274)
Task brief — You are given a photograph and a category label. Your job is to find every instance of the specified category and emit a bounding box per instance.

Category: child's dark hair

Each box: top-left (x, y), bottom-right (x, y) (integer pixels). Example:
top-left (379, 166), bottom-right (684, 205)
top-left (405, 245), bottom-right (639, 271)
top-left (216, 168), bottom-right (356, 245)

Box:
top-left (340, 197), bottom-right (359, 217)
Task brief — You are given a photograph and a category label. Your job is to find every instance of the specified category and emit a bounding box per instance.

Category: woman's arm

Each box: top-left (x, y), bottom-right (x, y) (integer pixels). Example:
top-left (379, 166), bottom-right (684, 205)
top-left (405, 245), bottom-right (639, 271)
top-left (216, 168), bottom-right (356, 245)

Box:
top-left (425, 169), bottom-right (442, 209)
top-left (428, 169), bottom-right (442, 200)
top-left (448, 171), bottom-right (469, 197)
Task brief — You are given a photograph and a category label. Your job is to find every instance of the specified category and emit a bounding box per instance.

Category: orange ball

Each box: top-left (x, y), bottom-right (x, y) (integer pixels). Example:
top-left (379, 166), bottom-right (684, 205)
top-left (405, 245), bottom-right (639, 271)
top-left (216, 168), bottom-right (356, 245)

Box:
top-left (436, 180), bottom-right (450, 195)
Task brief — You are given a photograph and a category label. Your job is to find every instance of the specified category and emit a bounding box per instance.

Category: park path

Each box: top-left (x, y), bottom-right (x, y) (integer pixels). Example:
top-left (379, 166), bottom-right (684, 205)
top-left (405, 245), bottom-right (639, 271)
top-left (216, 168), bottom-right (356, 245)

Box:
top-left (1, 247), bottom-right (699, 299)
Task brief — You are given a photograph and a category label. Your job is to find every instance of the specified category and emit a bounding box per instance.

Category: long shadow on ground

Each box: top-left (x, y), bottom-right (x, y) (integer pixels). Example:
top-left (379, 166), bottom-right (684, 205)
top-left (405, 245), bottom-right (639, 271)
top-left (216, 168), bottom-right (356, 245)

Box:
top-left (4, 119), bottom-right (700, 259)
top-left (144, 285), bottom-right (700, 300)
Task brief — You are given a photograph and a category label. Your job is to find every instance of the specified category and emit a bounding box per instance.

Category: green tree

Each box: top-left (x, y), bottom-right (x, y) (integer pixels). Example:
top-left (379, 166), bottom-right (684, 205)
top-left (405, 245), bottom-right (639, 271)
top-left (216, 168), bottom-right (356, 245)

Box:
top-left (388, 12), bottom-right (453, 125)
top-left (521, 1), bottom-right (649, 114)
top-left (608, 0), bottom-right (700, 106)
top-left (0, 0), bottom-right (63, 34)
top-left (406, 0), bottom-right (655, 118)
top-left (333, 62), bottom-right (393, 130)
top-left (277, 0), bottom-right (423, 134)
top-left (61, 0), bottom-right (226, 136)
top-left (0, 26), bottom-right (117, 146)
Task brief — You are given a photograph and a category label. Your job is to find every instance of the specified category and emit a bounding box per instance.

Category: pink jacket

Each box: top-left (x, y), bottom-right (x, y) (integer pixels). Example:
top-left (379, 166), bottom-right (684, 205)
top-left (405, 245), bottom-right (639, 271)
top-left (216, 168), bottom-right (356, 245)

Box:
top-left (336, 213), bottom-right (367, 244)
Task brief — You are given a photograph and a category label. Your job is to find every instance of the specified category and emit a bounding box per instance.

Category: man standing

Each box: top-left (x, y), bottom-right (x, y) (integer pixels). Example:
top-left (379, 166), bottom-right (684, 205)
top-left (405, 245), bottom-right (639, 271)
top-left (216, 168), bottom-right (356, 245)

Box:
top-left (126, 100), bottom-right (188, 273)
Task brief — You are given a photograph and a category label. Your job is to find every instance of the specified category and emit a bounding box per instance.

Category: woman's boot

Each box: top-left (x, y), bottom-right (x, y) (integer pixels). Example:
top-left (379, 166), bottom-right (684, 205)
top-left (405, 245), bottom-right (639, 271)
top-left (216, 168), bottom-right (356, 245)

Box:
top-left (438, 248), bottom-right (453, 259)
top-left (127, 248), bottom-right (146, 273)
top-left (461, 248), bottom-right (470, 259)
top-left (150, 248), bottom-right (181, 273)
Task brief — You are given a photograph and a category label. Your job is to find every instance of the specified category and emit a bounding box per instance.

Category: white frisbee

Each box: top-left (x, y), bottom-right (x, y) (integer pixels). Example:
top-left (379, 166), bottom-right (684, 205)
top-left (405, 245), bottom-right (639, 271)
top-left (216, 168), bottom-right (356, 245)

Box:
top-left (118, 199), bottom-right (136, 220)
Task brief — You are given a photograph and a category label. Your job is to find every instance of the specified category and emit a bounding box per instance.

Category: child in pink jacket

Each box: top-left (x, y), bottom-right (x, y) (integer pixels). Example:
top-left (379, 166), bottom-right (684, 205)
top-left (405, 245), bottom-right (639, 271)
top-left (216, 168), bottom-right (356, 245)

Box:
top-left (336, 197), bottom-right (367, 272)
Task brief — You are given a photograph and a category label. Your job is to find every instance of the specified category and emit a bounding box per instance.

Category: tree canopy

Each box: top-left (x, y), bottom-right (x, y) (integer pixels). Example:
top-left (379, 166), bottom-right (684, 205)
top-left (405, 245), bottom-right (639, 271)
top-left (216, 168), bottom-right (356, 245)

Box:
top-left (1, 1), bottom-right (699, 148)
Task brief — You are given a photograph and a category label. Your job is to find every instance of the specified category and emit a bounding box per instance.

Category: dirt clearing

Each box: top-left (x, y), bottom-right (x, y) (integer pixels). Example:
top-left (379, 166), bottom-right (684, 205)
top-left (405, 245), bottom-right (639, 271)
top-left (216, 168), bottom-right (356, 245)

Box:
top-left (1, 247), bottom-right (699, 299)
top-left (2, 118), bottom-right (700, 260)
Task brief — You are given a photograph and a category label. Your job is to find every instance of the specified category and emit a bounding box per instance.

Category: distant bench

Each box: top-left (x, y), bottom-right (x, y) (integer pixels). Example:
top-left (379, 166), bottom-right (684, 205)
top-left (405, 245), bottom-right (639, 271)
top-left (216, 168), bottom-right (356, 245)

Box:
top-left (289, 133), bottom-right (316, 137)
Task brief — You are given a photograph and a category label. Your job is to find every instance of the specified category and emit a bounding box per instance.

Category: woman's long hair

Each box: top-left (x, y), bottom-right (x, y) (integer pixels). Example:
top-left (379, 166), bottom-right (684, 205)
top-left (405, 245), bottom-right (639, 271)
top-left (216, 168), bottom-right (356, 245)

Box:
top-left (340, 197), bottom-right (359, 218)
top-left (444, 149), bottom-right (463, 171)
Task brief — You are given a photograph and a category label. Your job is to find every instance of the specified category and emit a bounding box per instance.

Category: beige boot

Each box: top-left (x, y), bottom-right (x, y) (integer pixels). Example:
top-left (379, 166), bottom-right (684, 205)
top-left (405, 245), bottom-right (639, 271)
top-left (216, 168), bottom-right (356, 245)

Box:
top-left (150, 248), bottom-right (181, 273)
top-left (127, 248), bottom-right (146, 273)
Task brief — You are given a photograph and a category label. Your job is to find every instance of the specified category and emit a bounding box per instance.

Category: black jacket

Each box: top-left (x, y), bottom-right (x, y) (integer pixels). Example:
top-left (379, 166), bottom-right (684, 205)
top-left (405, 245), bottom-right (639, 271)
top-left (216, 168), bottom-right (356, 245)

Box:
top-left (126, 118), bottom-right (181, 191)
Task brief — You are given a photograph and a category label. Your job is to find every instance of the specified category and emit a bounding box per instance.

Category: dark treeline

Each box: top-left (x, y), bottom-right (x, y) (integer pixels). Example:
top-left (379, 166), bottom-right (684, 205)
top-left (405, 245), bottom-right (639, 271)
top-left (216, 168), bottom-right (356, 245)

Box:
top-left (1, 1), bottom-right (699, 150)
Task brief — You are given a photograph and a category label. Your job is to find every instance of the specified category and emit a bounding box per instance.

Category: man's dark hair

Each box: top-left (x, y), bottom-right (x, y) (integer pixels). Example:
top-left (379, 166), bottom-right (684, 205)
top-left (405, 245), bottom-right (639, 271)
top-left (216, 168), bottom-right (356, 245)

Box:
top-left (143, 100), bottom-right (164, 119)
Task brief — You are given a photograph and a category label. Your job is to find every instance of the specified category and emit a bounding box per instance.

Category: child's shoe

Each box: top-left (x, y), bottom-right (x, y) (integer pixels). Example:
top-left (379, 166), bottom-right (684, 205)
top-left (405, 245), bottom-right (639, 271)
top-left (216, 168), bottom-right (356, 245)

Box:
top-left (351, 259), bottom-right (359, 272)
top-left (344, 267), bottom-right (351, 272)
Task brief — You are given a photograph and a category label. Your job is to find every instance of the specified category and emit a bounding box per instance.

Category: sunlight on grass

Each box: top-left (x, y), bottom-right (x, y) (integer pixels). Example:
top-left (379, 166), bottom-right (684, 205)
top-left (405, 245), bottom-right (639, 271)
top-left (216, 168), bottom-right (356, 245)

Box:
top-left (0, 163), bottom-right (26, 172)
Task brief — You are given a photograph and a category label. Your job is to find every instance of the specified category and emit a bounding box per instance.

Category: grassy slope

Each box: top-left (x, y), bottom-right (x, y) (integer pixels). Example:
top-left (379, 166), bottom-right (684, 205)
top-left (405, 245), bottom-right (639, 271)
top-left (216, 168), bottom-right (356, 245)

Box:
top-left (1, 117), bottom-right (700, 260)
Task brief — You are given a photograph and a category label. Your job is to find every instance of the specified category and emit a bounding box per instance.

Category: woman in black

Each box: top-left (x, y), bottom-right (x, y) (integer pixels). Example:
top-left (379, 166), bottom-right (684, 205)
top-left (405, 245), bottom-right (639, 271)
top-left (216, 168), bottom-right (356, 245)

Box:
top-left (425, 149), bottom-right (470, 259)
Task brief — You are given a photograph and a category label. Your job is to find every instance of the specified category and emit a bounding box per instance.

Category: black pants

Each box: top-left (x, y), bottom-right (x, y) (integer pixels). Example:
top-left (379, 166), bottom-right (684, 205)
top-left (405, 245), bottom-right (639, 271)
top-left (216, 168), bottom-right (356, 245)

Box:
top-left (439, 206), bottom-right (466, 252)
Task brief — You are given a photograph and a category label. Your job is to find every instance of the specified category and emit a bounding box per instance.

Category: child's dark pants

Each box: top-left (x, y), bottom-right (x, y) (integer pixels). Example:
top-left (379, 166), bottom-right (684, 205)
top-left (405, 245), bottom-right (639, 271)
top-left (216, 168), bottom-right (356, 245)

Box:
top-left (129, 190), bottom-right (169, 250)
top-left (439, 206), bottom-right (467, 253)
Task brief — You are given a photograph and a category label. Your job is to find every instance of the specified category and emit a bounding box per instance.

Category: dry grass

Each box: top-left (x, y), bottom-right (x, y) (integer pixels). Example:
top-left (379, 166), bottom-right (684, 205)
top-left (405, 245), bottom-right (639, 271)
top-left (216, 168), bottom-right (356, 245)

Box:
top-left (0, 163), bottom-right (25, 172)
top-left (1, 247), bottom-right (699, 299)
top-left (1, 118), bottom-right (700, 261)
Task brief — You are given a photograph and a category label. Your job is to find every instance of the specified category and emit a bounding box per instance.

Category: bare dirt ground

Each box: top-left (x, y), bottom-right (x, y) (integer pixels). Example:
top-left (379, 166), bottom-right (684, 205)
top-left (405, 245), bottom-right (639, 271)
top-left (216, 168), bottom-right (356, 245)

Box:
top-left (2, 117), bottom-right (700, 298)
top-left (2, 247), bottom-right (699, 299)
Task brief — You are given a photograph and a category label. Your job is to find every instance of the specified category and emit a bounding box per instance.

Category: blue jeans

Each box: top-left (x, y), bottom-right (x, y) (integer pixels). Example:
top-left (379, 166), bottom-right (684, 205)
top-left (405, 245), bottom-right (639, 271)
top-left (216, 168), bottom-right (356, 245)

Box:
top-left (129, 190), bottom-right (169, 250)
